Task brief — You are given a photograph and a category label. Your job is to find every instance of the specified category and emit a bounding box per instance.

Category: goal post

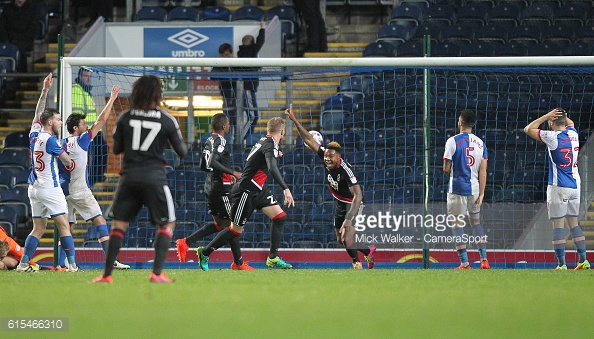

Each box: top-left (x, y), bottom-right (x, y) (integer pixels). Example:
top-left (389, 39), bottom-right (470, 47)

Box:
top-left (54, 55), bottom-right (594, 269)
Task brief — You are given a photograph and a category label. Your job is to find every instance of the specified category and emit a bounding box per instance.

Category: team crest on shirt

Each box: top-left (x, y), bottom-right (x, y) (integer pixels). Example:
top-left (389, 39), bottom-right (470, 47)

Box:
top-left (328, 174), bottom-right (340, 190)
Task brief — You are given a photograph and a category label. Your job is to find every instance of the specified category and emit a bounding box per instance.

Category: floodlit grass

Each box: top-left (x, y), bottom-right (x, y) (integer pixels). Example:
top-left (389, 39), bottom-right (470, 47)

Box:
top-left (1, 269), bottom-right (593, 338)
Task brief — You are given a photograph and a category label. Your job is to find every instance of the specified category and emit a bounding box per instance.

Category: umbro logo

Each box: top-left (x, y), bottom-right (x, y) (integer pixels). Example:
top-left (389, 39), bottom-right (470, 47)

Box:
top-left (167, 29), bottom-right (209, 49)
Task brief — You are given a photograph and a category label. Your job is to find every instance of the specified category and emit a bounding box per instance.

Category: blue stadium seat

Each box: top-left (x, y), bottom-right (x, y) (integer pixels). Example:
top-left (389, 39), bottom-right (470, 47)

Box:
top-left (266, 5), bottom-right (298, 53)
top-left (440, 25), bottom-right (474, 44)
top-left (521, 3), bottom-right (555, 26)
top-left (456, 3), bottom-right (489, 26)
top-left (0, 42), bottom-right (19, 72)
top-left (0, 187), bottom-right (31, 218)
top-left (431, 42), bottom-right (461, 57)
top-left (3, 131), bottom-right (29, 149)
top-left (507, 25), bottom-right (541, 44)
top-left (232, 5), bottom-right (265, 21)
top-left (376, 24), bottom-right (410, 48)
top-left (422, 4), bottom-right (456, 26)
top-left (396, 41), bottom-right (424, 57)
top-left (282, 149), bottom-right (317, 167)
top-left (541, 24), bottom-right (574, 45)
top-left (200, 6), bottom-right (232, 21)
top-left (0, 168), bottom-right (18, 189)
top-left (245, 132), bottom-right (265, 148)
top-left (167, 6), bottom-right (200, 21)
top-left (554, 2), bottom-right (589, 27)
top-left (575, 26), bottom-right (594, 43)
top-left (12, 169), bottom-right (30, 188)
top-left (170, 0), bottom-right (202, 6)
top-left (0, 205), bottom-right (17, 237)
top-left (494, 42), bottom-right (528, 56)
top-left (0, 149), bottom-right (31, 170)
top-left (487, 3), bottom-right (522, 26)
top-left (474, 24), bottom-right (508, 43)
top-left (363, 41), bottom-right (396, 57)
top-left (412, 24), bottom-right (442, 43)
top-left (460, 41), bottom-right (498, 57)
top-left (135, 6), bottom-right (167, 21)
top-left (389, 4), bottom-right (424, 26)
top-left (393, 186), bottom-right (423, 204)
top-left (526, 42), bottom-right (563, 56)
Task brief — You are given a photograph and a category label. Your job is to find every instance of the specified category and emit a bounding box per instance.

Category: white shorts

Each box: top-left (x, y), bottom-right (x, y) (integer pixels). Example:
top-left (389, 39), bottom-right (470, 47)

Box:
top-left (447, 193), bottom-right (481, 221)
top-left (66, 189), bottom-right (103, 223)
top-left (28, 185), bottom-right (68, 218)
top-left (547, 185), bottom-right (580, 220)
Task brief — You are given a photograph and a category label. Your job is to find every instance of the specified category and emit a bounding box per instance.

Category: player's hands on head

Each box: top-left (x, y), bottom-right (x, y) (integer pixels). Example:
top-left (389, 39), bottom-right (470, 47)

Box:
top-left (546, 108), bottom-right (563, 121)
top-left (283, 188), bottom-right (294, 207)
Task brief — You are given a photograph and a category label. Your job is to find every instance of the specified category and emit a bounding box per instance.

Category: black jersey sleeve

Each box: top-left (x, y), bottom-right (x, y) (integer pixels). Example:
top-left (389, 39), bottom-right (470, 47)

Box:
top-left (112, 112), bottom-right (126, 155)
top-left (317, 146), bottom-right (325, 161)
top-left (210, 151), bottom-right (234, 175)
top-left (266, 153), bottom-right (289, 190)
top-left (168, 117), bottom-right (187, 159)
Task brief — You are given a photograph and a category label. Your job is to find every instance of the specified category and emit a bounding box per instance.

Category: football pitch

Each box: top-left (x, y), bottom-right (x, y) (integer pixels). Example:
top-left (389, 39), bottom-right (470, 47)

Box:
top-left (1, 268), bottom-right (592, 338)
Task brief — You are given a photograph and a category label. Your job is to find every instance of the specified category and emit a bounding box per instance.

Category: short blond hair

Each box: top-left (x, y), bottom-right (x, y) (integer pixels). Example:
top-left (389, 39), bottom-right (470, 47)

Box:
top-left (267, 117), bottom-right (286, 134)
top-left (325, 141), bottom-right (342, 154)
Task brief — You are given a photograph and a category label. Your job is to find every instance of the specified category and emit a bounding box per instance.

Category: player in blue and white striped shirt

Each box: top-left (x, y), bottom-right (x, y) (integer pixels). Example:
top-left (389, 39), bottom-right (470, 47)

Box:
top-left (525, 108), bottom-right (588, 270)
top-left (443, 109), bottom-right (489, 270)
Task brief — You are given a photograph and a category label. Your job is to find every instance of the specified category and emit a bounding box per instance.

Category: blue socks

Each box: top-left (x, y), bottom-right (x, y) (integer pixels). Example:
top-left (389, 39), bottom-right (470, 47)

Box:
top-left (453, 227), bottom-right (468, 265)
top-left (21, 235), bottom-right (40, 264)
top-left (552, 228), bottom-right (566, 266)
top-left (96, 224), bottom-right (110, 253)
top-left (570, 226), bottom-right (587, 263)
top-left (60, 236), bottom-right (76, 265)
top-left (472, 223), bottom-right (488, 260)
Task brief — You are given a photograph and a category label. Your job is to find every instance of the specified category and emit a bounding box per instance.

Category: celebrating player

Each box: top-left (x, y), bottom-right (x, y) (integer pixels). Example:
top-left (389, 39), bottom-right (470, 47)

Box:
top-left (175, 113), bottom-right (254, 270)
top-left (92, 75), bottom-right (188, 283)
top-left (524, 108), bottom-right (588, 270)
top-left (17, 73), bottom-right (81, 273)
top-left (443, 109), bottom-right (489, 270)
top-left (285, 104), bottom-right (375, 269)
top-left (196, 117), bottom-right (295, 270)
top-left (57, 84), bottom-right (130, 270)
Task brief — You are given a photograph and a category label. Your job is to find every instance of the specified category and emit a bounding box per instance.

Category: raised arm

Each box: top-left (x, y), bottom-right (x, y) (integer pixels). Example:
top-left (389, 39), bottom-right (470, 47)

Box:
top-left (34, 73), bottom-right (53, 123)
top-left (89, 85), bottom-right (121, 137)
top-left (285, 104), bottom-right (319, 152)
top-left (524, 108), bottom-right (563, 141)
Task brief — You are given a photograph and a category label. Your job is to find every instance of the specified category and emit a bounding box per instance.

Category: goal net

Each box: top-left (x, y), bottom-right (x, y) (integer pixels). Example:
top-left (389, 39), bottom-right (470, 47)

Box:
top-left (57, 56), bottom-right (594, 269)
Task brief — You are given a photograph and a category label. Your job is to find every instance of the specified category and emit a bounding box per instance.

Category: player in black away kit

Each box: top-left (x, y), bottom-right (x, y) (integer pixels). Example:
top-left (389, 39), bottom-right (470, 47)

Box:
top-left (197, 117), bottom-right (295, 270)
top-left (175, 113), bottom-right (254, 270)
top-left (93, 75), bottom-right (188, 283)
top-left (286, 104), bottom-right (375, 269)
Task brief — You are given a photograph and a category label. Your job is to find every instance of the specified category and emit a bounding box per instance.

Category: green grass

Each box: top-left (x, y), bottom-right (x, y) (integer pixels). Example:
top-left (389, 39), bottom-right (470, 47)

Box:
top-left (1, 269), bottom-right (593, 338)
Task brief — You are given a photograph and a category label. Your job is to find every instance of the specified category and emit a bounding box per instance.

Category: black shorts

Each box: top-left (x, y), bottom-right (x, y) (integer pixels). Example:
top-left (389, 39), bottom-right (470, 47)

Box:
top-left (206, 191), bottom-right (232, 219)
top-left (333, 200), bottom-right (364, 229)
top-left (230, 187), bottom-right (278, 227)
top-left (108, 171), bottom-right (175, 225)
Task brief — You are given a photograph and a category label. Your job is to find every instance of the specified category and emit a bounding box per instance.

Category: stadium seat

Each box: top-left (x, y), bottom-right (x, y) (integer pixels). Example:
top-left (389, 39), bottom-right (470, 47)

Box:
top-left (507, 25), bottom-right (541, 44)
top-left (377, 24), bottom-right (411, 48)
top-left (35, 1), bottom-right (49, 42)
top-left (12, 169), bottom-right (30, 188)
top-left (396, 41), bottom-right (424, 57)
top-left (170, 0), bottom-right (201, 6)
top-left (487, 3), bottom-right (522, 26)
top-left (0, 168), bottom-right (18, 190)
top-left (0, 149), bottom-right (31, 170)
top-left (362, 42), bottom-right (396, 57)
top-left (393, 186), bottom-right (423, 204)
top-left (0, 187), bottom-right (31, 218)
top-left (554, 2), bottom-right (589, 27)
top-left (0, 205), bottom-right (17, 237)
top-left (460, 41), bottom-right (497, 57)
top-left (431, 42), bottom-right (461, 57)
top-left (521, 3), bottom-right (555, 26)
top-left (282, 149), bottom-right (317, 167)
top-left (575, 26), bottom-right (594, 43)
top-left (456, 3), bottom-right (489, 26)
top-left (135, 6), bottom-right (167, 21)
top-left (3, 131), bottom-right (29, 150)
top-left (167, 6), bottom-right (200, 21)
top-left (525, 42), bottom-right (563, 56)
top-left (494, 42), bottom-right (528, 56)
top-left (422, 4), bottom-right (456, 26)
top-left (541, 24), bottom-right (574, 45)
top-left (200, 6), bottom-right (232, 21)
top-left (0, 42), bottom-right (19, 72)
top-left (245, 132), bottom-right (265, 148)
top-left (440, 25), bottom-right (474, 44)
top-left (232, 5), bottom-right (265, 22)
top-left (266, 6), bottom-right (298, 53)
top-left (320, 94), bottom-right (359, 133)
top-left (474, 24), bottom-right (509, 43)
top-left (389, 4), bottom-right (424, 27)
top-left (411, 24), bottom-right (441, 43)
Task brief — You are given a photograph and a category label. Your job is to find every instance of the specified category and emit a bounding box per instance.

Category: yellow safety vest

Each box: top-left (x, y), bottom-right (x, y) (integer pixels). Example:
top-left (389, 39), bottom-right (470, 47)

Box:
top-left (72, 83), bottom-right (97, 124)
